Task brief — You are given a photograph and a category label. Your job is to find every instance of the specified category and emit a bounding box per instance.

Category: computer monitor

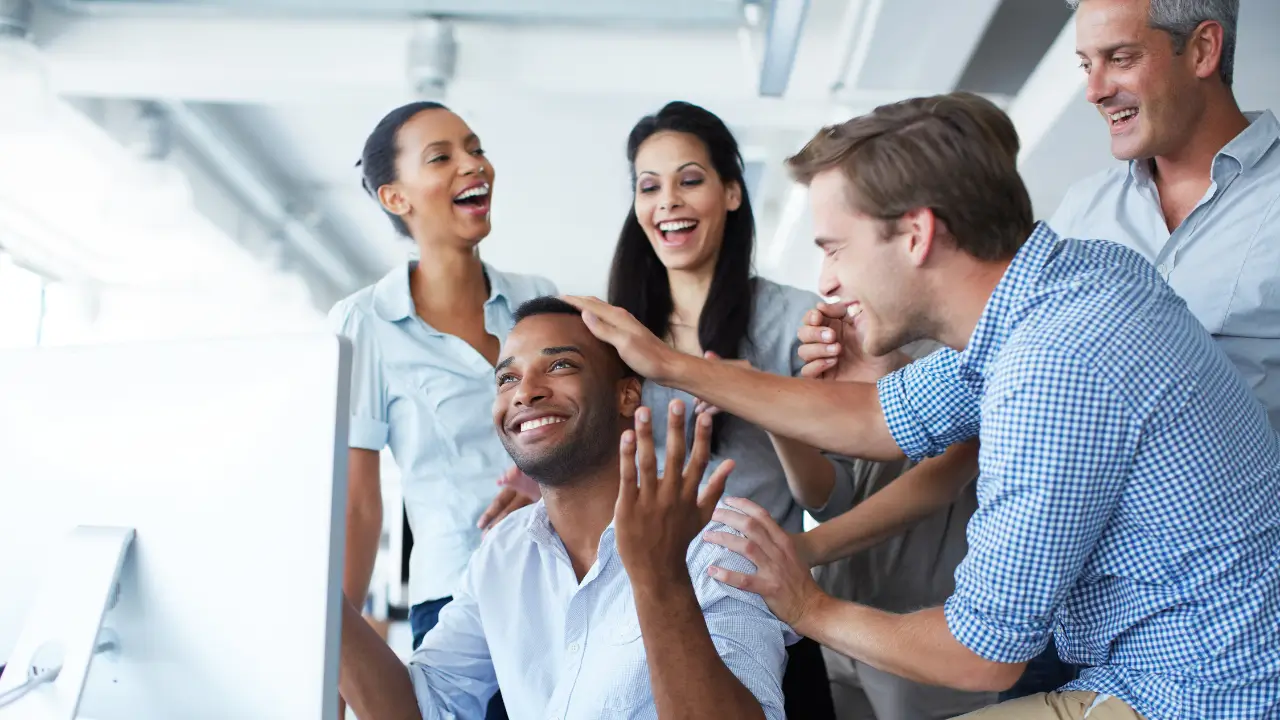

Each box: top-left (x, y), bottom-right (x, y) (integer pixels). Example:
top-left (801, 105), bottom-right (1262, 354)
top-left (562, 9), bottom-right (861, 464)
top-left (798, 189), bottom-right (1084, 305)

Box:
top-left (0, 333), bottom-right (350, 720)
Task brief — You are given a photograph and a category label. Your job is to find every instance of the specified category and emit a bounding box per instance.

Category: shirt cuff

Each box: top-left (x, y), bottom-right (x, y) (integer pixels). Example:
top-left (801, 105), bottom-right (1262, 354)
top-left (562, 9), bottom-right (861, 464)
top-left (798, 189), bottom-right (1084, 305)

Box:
top-left (944, 592), bottom-right (1049, 664)
top-left (348, 416), bottom-right (389, 451)
top-left (876, 371), bottom-right (935, 461)
top-left (800, 457), bottom-right (858, 522)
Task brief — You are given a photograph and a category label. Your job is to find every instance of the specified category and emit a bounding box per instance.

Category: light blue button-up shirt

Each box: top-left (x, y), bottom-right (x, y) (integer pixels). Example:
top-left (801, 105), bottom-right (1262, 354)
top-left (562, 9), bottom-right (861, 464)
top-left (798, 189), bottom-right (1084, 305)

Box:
top-left (878, 224), bottom-right (1280, 720)
top-left (1048, 109), bottom-right (1280, 429)
top-left (328, 261), bottom-right (557, 604)
top-left (406, 502), bottom-right (794, 720)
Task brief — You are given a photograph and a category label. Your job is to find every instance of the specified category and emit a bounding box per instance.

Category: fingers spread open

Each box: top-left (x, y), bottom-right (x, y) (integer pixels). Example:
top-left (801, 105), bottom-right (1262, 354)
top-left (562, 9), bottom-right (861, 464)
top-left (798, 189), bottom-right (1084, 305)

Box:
top-left (634, 407), bottom-right (657, 500)
top-left (696, 458), bottom-right (732, 523)
top-left (618, 429), bottom-right (638, 510)
top-left (663, 399), bottom-right (687, 494)
top-left (685, 411), bottom-right (714, 497)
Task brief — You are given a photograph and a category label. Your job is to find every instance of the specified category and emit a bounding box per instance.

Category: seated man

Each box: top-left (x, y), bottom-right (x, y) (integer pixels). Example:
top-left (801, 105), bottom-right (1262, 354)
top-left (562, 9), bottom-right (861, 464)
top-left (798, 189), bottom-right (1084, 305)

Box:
top-left (337, 296), bottom-right (794, 720)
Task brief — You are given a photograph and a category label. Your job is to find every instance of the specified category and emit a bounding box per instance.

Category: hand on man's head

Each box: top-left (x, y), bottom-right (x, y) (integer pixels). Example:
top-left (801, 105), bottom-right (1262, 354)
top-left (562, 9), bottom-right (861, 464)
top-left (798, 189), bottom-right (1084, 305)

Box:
top-left (560, 295), bottom-right (678, 382)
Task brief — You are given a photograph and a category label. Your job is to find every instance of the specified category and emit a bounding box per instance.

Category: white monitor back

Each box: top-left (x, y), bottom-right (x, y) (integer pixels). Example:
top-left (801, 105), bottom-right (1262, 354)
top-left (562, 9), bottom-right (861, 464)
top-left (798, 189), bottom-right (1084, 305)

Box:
top-left (0, 333), bottom-right (350, 720)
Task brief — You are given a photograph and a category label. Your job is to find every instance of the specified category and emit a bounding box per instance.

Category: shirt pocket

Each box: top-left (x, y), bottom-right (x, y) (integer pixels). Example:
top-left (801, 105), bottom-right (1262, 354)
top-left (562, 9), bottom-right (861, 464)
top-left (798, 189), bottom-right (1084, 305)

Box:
top-left (600, 617), bottom-right (651, 711)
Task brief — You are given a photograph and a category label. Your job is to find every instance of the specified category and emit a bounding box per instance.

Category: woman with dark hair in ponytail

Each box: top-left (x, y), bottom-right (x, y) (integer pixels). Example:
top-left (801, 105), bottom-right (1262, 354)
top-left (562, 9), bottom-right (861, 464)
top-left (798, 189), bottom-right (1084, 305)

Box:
top-left (329, 102), bottom-right (552, 719)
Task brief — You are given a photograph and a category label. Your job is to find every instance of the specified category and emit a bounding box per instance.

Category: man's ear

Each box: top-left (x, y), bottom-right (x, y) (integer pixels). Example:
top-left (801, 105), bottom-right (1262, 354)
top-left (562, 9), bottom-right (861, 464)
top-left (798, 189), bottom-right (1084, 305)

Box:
top-left (617, 376), bottom-right (643, 418)
top-left (901, 207), bottom-right (939, 268)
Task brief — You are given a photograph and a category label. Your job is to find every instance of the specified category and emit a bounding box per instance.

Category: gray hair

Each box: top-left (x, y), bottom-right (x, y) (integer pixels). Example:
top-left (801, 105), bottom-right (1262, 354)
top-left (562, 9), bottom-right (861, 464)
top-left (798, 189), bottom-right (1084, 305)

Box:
top-left (1067, 0), bottom-right (1238, 86)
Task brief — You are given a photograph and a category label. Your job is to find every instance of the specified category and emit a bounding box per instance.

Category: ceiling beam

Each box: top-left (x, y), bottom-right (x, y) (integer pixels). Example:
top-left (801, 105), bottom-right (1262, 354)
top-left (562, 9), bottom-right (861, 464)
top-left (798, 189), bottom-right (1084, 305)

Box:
top-left (839, 0), bottom-right (1002, 93)
top-left (29, 10), bottom-right (959, 130)
top-left (757, 0), bottom-right (810, 97)
top-left (46, 0), bottom-right (745, 27)
top-left (31, 12), bottom-right (763, 105)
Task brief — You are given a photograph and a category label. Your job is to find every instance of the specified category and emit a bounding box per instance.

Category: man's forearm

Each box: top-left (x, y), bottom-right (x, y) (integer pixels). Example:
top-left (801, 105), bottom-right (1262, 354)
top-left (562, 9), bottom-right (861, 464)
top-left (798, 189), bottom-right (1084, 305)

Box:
top-left (632, 574), bottom-right (765, 720)
top-left (339, 600), bottom-right (422, 720)
top-left (796, 597), bottom-right (1023, 693)
top-left (807, 441), bottom-right (979, 566)
top-left (656, 355), bottom-right (904, 461)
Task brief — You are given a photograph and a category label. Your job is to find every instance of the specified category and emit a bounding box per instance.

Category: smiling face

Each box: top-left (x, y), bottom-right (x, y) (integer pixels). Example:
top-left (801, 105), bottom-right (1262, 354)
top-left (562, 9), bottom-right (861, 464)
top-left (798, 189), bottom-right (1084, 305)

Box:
top-left (632, 131), bottom-right (742, 275)
top-left (811, 169), bottom-right (932, 356)
top-left (377, 108), bottom-right (495, 248)
top-left (493, 313), bottom-right (641, 485)
top-left (1074, 0), bottom-right (1206, 161)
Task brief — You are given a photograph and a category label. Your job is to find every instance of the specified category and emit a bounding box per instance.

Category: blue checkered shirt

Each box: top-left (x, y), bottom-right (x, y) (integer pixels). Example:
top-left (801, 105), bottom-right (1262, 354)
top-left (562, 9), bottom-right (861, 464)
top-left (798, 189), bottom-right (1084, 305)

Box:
top-left (878, 223), bottom-right (1280, 720)
top-left (406, 502), bottom-right (795, 719)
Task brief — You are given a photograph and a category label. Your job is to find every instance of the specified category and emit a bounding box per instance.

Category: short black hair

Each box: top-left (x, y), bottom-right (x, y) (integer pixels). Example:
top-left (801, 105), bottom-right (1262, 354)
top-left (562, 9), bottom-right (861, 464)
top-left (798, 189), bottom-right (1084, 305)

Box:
top-left (511, 296), bottom-right (640, 379)
top-left (511, 296), bottom-right (580, 325)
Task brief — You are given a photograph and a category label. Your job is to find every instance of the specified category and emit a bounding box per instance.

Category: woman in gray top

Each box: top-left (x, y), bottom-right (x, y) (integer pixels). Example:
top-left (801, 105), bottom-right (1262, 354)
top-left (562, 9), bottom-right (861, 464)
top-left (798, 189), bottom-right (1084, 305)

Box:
top-left (608, 100), bottom-right (848, 719)
top-left (607, 101), bottom-right (989, 720)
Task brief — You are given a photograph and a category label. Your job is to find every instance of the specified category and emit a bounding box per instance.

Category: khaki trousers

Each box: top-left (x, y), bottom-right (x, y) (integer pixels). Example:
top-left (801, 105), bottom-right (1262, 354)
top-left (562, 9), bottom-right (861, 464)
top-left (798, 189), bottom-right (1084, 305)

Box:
top-left (954, 692), bottom-right (1147, 720)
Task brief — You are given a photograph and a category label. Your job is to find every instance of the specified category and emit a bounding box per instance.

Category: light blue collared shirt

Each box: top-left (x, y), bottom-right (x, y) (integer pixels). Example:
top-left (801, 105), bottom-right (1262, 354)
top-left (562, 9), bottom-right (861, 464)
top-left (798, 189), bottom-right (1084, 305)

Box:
top-left (407, 502), bottom-right (795, 720)
top-left (1048, 109), bottom-right (1280, 429)
top-left (328, 261), bottom-right (557, 603)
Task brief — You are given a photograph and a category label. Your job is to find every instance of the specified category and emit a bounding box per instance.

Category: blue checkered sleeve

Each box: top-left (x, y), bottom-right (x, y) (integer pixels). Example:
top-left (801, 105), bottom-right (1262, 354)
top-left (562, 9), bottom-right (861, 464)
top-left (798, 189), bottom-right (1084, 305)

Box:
top-left (944, 348), bottom-right (1134, 663)
top-left (877, 348), bottom-right (982, 460)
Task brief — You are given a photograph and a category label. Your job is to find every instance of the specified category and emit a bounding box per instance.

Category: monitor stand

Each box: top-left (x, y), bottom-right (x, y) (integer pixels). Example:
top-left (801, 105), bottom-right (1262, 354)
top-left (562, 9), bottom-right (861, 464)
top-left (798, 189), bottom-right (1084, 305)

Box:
top-left (0, 526), bottom-right (134, 720)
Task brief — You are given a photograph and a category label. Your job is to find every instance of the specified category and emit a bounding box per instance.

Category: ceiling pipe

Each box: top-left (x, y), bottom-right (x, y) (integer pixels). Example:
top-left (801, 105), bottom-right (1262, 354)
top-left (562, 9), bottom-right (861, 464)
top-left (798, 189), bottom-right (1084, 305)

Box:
top-left (829, 0), bottom-right (883, 98)
top-left (157, 100), bottom-right (357, 289)
top-left (757, 0), bottom-right (809, 98)
top-left (407, 17), bottom-right (456, 101)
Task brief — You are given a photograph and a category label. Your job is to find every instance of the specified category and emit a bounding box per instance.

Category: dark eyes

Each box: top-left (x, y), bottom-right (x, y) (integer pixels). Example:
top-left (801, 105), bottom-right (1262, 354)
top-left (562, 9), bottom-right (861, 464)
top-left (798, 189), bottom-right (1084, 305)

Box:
top-left (1079, 55), bottom-right (1133, 73)
top-left (638, 177), bottom-right (704, 194)
top-left (428, 148), bottom-right (486, 164)
top-left (497, 358), bottom-right (576, 386)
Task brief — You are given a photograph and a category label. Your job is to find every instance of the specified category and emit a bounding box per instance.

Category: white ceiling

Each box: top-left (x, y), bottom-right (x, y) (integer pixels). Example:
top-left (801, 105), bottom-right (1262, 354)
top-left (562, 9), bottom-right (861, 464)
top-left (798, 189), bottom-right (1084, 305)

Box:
top-left (24, 0), bottom-right (1280, 309)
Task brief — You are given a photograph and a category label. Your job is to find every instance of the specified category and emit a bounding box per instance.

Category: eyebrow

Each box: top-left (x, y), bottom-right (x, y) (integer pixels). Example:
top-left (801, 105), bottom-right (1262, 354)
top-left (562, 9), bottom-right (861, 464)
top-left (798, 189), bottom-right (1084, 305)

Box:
top-left (494, 345), bottom-right (584, 375)
top-left (637, 161), bottom-right (707, 178)
top-left (1077, 42), bottom-right (1141, 58)
top-left (422, 134), bottom-right (481, 154)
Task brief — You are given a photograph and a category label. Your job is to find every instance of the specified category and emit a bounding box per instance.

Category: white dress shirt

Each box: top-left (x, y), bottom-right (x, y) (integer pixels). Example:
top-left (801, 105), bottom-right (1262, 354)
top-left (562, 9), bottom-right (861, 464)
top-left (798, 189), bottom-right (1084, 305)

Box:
top-left (407, 502), bottom-right (796, 720)
top-left (1049, 110), bottom-right (1280, 429)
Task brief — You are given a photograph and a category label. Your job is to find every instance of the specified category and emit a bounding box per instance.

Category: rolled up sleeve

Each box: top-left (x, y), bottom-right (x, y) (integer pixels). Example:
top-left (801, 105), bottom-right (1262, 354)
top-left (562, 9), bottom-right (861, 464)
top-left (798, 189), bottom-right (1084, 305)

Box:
top-left (877, 348), bottom-right (981, 461)
top-left (407, 561), bottom-right (496, 718)
top-left (327, 300), bottom-right (390, 451)
top-left (944, 350), bottom-right (1133, 662)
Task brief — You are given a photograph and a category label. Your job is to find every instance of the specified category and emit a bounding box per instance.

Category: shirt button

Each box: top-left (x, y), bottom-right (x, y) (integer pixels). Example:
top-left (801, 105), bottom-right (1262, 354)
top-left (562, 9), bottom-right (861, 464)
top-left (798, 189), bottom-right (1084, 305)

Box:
top-left (567, 642), bottom-right (581, 654)
top-left (1157, 263), bottom-right (1169, 278)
